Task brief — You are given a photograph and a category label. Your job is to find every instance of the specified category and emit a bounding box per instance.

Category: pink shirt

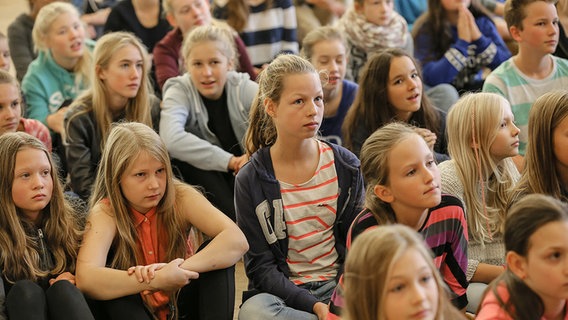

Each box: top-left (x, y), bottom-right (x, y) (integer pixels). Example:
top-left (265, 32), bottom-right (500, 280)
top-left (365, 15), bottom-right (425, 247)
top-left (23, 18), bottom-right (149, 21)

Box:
top-left (477, 284), bottom-right (568, 320)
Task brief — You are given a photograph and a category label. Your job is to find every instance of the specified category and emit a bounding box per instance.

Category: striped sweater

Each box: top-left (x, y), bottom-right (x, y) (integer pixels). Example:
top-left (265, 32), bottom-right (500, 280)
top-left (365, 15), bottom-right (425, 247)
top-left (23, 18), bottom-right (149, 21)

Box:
top-left (328, 195), bottom-right (469, 319)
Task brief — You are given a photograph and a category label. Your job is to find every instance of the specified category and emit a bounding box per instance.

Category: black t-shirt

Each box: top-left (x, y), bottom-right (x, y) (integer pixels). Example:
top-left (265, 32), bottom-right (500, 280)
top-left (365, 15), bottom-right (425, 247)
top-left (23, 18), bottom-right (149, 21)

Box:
top-left (201, 90), bottom-right (243, 156)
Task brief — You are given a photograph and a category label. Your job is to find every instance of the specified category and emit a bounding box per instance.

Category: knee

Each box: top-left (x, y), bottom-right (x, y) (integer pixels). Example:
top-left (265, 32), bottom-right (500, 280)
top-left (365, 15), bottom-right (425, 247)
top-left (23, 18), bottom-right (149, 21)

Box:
top-left (7, 280), bottom-right (43, 303)
top-left (46, 279), bottom-right (78, 297)
top-left (238, 293), bottom-right (283, 319)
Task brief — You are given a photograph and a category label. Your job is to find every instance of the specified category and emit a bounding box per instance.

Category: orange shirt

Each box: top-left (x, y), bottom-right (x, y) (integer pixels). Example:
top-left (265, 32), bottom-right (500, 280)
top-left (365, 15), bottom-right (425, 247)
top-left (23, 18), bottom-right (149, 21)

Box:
top-left (131, 206), bottom-right (170, 320)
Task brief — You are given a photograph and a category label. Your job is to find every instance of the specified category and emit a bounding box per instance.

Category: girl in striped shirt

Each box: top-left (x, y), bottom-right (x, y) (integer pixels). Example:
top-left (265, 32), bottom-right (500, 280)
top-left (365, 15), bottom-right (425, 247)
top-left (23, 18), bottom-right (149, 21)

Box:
top-left (327, 122), bottom-right (469, 319)
top-left (235, 54), bottom-right (364, 320)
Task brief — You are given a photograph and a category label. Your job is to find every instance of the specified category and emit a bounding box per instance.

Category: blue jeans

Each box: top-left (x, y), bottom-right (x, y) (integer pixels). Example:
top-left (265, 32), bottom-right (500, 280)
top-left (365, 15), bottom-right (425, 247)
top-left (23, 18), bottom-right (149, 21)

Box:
top-left (238, 279), bottom-right (337, 320)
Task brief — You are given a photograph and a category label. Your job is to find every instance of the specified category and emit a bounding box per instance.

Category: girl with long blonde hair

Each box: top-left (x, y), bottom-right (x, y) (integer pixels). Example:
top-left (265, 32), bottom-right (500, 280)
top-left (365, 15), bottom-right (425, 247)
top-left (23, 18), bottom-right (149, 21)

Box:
top-left (65, 31), bottom-right (158, 200)
top-left (76, 122), bottom-right (248, 320)
top-left (22, 1), bottom-right (93, 176)
top-left (440, 92), bottom-right (520, 311)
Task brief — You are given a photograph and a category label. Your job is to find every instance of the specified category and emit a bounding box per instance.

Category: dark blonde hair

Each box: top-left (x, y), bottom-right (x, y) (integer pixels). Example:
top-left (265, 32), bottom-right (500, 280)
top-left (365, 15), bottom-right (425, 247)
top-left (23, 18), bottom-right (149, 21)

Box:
top-left (32, 2), bottom-right (91, 88)
top-left (300, 26), bottom-right (347, 61)
top-left (482, 193), bottom-right (568, 320)
top-left (513, 90), bottom-right (568, 202)
top-left (344, 225), bottom-right (464, 320)
top-left (245, 54), bottom-right (319, 155)
top-left (359, 122), bottom-right (421, 224)
top-left (182, 24), bottom-right (237, 69)
top-left (67, 31), bottom-right (153, 148)
top-left (90, 122), bottom-right (192, 270)
top-left (0, 132), bottom-right (81, 283)
top-left (504, 0), bottom-right (558, 30)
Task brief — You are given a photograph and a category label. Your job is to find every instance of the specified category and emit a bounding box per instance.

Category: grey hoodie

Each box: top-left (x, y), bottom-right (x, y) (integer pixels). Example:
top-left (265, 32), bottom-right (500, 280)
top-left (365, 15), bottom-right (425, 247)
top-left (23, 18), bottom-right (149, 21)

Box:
top-left (160, 71), bottom-right (258, 172)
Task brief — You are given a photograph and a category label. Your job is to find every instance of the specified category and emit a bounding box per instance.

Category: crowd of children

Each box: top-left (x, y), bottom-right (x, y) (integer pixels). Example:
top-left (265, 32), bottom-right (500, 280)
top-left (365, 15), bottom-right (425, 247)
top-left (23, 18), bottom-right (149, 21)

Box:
top-left (1, 0), bottom-right (568, 319)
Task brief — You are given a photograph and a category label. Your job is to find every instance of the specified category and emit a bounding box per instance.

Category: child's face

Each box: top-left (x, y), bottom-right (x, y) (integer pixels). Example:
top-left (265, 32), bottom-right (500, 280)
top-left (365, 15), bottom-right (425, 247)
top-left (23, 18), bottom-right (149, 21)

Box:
top-left (375, 134), bottom-right (441, 224)
top-left (387, 56), bottom-right (422, 122)
top-left (383, 248), bottom-right (439, 320)
top-left (45, 12), bottom-right (86, 64)
top-left (120, 151), bottom-right (167, 214)
top-left (12, 148), bottom-right (53, 223)
top-left (357, 0), bottom-right (395, 26)
top-left (0, 38), bottom-right (11, 72)
top-left (169, 0), bottom-right (212, 35)
top-left (187, 41), bottom-right (233, 100)
top-left (0, 83), bottom-right (21, 135)
top-left (489, 102), bottom-right (520, 162)
top-left (98, 44), bottom-right (143, 109)
top-left (440, 0), bottom-right (471, 12)
top-left (310, 39), bottom-right (347, 93)
top-left (266, 72), bottom-right (324, 141)
top-left (553, 115), bottom-right (568, 180)
top-left (514, 1), bottom-right (559, 54)
top-left (518, 221), bottom-right (568, 304)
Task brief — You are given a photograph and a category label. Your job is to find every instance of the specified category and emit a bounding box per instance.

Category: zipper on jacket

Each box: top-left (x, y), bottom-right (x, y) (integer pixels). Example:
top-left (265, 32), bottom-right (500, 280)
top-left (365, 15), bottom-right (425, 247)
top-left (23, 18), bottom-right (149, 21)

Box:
top-left (37, 228), bottom-right (49, 269)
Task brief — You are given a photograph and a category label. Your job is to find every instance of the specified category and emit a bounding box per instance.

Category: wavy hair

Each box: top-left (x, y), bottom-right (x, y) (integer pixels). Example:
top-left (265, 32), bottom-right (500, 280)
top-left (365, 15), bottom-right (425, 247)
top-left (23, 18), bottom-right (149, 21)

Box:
top-left (342, 48), bottom-right (440, 151)
top-left (0, 132), bottom-right (81, 283)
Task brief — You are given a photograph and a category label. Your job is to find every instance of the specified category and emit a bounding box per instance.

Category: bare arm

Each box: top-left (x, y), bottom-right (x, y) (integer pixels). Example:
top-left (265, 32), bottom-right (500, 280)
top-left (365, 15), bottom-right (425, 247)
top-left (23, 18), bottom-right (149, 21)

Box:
top-left (470, 262), bottom-right (504, 284)
top-left (177, 185), bottom-right (249, 272)
top-left (76, 203), bottom-right (197, 300)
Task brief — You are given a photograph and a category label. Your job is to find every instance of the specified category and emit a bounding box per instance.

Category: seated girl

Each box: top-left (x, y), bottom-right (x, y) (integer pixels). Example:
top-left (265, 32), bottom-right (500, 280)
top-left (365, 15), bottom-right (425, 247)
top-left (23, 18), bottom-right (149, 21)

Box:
top-left (75, 122), bottom-right (249, 320)
top-left (0, 70), bottom-right (51, 150)
top-left (440, 92), bottom-right (520, 312)
top-left (22, 1), bottom-right (93, 174)
top-left (65, 31), bottom-right (160, 201)
top-left (0, 132), bottom-right (93, 320)
top-left (328, 122), bottom-right (469, 318)
top-left (342, 48), bottom-right (449, 161)
top-left (236, 54), bottom-right (364, 320)
top-left (477, 193), bottom-right (568, 320)
top-left (160, 25), bottom-right (258, 220)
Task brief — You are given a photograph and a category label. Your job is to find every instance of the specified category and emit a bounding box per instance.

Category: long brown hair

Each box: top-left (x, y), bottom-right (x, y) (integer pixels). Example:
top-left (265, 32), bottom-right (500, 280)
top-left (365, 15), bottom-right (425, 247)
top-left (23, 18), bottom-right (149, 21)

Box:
top-left (342, 48), bottom-right (440, 151)
top-left (481, 193), bottom-right (568, 320)
top-left (513, 90), bottom-right (568, 202)
top-left (0, 132), bottom-right (81, 283)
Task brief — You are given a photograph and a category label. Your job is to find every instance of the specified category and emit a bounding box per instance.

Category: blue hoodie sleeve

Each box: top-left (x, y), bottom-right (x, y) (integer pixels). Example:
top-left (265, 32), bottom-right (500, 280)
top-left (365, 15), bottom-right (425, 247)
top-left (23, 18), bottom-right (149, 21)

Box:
top-left (414, 16), bottom-right (510, 87)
